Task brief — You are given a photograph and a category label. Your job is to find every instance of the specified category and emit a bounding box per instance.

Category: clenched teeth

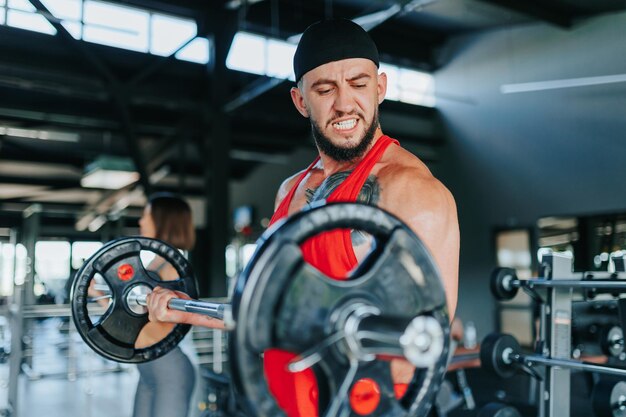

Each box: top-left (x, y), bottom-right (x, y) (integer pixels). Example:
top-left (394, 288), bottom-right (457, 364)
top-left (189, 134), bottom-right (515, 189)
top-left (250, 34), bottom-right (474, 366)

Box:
top-left (333, 119), bottom-right (357, 130)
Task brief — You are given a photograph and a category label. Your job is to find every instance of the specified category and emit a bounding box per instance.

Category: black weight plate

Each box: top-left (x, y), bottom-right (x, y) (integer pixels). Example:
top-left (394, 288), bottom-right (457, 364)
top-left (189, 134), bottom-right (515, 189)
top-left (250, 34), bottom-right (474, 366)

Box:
top-left (229, 202), bottom-right (449, 417)
top-left (490, 268), bottom-right (518, 301)
top-left (70, 236), bottom-right (198, 363)
top-left (480, 333), bottom-right (520, 379)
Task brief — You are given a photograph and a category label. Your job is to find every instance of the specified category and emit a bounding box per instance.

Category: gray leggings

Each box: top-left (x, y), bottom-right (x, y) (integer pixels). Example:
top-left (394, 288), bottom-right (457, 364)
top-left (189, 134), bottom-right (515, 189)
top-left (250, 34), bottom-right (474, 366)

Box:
top-left (133, 347), bottom-right (196, 417)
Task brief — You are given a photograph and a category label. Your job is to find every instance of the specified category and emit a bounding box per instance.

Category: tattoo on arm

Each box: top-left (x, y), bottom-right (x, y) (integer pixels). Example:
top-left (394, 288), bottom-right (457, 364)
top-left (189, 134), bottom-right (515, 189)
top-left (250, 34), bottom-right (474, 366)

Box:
top-left (305, 172), bottom-right (381, 204)
top-left (305, 172), bottom-right (381, 248)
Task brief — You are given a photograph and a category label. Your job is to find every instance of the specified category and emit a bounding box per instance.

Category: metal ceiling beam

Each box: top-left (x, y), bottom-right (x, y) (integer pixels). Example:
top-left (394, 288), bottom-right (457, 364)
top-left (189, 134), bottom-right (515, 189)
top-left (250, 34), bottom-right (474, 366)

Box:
top-left (0, 106), bottom-right (181, 136)
top-left (223, 76), bottom-right (284, 113)
top-left (127, 35), bottom-right (198, 87)
top-left (477, 0), bottom-right (573, 28)
top-left (0, 62), bottom-right (204, 111)
top-left (106, 0), bottom-right (201, 19)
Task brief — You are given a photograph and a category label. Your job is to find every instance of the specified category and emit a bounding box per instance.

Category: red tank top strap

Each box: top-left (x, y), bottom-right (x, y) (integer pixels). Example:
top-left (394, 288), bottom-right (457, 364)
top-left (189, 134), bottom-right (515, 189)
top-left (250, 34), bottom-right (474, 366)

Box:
top-left (327, 135), bottom-right (398, 203)
top-left (270, 156), bottom-right (320, 224)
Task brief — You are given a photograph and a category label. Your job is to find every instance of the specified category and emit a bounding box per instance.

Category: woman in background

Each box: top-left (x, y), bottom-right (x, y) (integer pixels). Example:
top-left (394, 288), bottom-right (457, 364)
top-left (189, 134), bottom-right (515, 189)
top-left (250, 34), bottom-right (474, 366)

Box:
top-left (134, 192), bottom-right (197, 417)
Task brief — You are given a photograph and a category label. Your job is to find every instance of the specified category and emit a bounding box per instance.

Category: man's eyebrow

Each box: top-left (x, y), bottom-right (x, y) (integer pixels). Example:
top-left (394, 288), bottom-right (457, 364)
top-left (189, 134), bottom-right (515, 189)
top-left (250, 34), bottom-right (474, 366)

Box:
top-left (309, 73), bottom-right (371, 89)
top-left (347, 73), bottom-right (371, 82)
top-left (310, 78), bottom-right (337, 89)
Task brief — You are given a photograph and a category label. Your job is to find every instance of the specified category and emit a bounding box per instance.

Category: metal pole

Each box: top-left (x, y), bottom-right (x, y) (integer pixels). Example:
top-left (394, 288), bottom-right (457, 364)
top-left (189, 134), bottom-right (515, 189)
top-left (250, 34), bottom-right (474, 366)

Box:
top-left (542, 253), bottom-right (573, 417)
top-left (213, 329), bottom-right (223, 374)
top-left (7, 228), bottom-right (21, 416)
top-left (518, 279), bottom-right (626, 289)
top-left (519, 354), bottom-right (626, 378)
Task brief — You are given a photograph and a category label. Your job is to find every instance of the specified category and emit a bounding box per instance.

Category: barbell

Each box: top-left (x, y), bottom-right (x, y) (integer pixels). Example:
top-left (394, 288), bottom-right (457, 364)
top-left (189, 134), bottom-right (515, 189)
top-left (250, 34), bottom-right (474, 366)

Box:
top-left (480, 332), bottom-right (626, 379)
top-left (491, 267), bottom-right (626, 301)
top-left (70, 202), bottom-right (451, 417)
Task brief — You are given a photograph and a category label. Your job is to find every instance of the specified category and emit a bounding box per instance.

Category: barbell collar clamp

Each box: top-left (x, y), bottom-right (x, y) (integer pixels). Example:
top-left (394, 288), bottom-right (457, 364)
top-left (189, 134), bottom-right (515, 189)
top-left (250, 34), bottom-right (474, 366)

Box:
top-left (347, 309), bottom-right (445, 368)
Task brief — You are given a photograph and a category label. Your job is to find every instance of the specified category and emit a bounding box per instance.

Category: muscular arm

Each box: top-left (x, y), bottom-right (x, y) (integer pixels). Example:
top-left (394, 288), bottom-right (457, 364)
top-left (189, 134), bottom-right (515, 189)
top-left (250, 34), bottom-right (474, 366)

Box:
top-left (378, 166), bottom-right (459, 384)
top-left (379, 167), bottom-right (459, 318)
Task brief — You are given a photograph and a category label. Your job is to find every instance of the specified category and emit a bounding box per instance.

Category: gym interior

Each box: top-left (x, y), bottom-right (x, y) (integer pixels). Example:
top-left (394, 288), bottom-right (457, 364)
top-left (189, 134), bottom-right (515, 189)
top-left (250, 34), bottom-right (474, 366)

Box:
top-left (1, 1), bottom-right (626, 416)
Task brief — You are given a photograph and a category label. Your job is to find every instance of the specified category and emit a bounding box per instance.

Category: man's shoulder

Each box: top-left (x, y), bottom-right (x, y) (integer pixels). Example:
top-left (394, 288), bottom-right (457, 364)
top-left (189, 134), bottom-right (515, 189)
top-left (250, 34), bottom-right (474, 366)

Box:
top-left (377, 146), bottom-right (454, 209)
top-left (378, 145), bottom-right (435, 187)
top-left (276, 169), bottom-right (309, 205)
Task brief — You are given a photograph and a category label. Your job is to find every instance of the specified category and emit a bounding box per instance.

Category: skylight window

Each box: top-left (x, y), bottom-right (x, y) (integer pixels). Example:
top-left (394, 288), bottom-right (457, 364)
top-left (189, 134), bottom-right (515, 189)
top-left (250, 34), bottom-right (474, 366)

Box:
top-left (175, 37), bottom-right (209, 64)
top-left (7, 8), bottom-right (56, 35)
top-left (226, 31), bottom-right (436, 107)
top-left (0, 0), bottom-right (209, 64)
top-left (8, 0), bottom-right (33, 11)
top-left (227, 32), bottom-right (296, 80)
top-left (6, 0), bottom-right (56, 35)
top-left (41, 0), bottom-right (81, 20)
top-left (227, 32), bottom-right (266, 76)
top-left (150, 14), bottom-right (196, 56)
top-left (267, 39), bottom-right (296, 80)
top-left (41, 0), bottom-right (82, 39)
top-left (380, 63), bottom-right (399, 101)
top-left (383, 64), bottom-right (436, 108)
top-left (83, 1), bottom-right (149, 53)
top-left (398, 68), bottom-right (436, 107)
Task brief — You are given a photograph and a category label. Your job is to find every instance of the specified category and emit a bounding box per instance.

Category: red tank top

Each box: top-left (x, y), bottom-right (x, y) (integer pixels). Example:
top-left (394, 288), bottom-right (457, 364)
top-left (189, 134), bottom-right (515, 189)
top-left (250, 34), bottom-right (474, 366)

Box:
top-left (264, 135), bottom-right (398, 417)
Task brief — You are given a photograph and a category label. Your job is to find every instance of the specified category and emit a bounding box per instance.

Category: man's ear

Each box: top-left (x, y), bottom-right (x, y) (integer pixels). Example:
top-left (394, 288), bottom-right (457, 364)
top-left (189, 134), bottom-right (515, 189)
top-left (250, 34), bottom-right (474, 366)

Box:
top-left (377, 72), bottom-right (387, 105)
top-left (290, 86), bottom-right (309, 118)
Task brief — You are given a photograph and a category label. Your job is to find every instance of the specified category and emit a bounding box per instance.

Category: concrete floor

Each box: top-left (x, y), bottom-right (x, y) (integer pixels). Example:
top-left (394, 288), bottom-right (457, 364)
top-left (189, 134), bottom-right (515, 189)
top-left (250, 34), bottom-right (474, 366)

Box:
top-left (0, 317), bottom-right (137, 417)
top-left (0, 317), bottom-right (222, 417)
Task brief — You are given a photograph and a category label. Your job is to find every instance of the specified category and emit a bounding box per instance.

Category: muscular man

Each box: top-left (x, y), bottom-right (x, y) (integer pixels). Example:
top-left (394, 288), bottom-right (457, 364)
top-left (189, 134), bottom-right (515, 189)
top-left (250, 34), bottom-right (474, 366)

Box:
top-left (148, 18), bottom-right (459, 417)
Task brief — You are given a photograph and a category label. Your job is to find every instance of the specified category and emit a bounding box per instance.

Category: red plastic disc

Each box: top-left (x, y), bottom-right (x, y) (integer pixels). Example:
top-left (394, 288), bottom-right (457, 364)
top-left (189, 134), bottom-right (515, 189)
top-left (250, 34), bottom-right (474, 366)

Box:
top-left (349, 378), bottom-right (381, 415)
top-left (117, 263), bottom-right (134, 281)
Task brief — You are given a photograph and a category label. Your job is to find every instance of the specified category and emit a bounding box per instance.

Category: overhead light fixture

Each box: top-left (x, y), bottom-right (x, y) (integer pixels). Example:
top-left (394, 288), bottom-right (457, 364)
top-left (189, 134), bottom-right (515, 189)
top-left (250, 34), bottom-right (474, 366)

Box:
top-left (500, 73), bottom-right (626, 94)
top-left (0, 125), bottom-right (79, 142)
top-left (80, 156), bottom-right (140, 190)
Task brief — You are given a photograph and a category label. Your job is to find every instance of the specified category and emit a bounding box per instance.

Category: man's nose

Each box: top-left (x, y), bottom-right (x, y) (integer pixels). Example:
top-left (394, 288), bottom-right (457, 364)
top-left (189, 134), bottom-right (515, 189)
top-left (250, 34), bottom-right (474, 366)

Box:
top-left (333, 86), bottom-right (355, 114)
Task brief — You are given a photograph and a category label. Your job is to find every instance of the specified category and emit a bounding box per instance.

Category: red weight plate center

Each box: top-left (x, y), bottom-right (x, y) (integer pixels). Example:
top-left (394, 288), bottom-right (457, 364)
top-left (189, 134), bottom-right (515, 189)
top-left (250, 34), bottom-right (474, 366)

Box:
top-left (117, 263), bottom-right (135, 281)
top-left (349, 378), bottom-right (381, 415)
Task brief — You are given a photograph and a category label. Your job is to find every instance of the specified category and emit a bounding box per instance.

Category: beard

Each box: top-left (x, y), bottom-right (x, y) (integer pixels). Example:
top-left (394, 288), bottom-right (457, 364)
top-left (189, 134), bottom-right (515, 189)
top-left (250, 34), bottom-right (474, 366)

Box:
top-left (310, 109), bottom-right (379, 162)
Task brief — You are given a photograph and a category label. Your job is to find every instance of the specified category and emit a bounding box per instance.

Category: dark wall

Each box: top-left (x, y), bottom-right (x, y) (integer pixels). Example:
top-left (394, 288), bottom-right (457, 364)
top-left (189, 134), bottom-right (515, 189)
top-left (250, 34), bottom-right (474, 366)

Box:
top-left (435, 11), bottom-right (626, 336)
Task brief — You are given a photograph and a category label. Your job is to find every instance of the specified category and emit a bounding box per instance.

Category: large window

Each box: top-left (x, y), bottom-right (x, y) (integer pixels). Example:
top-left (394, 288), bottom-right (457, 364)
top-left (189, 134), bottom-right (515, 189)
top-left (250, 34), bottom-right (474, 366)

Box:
top-left (494, 228), bottom-right (534, 347)
top-left (0, 0), bottom-right (209, 64)
top-left (35, 241), bottom-right (71, 298)
top-left (0, 242), bottom-right (27, 296)
top-left (71, 241), bottom-right (103, 270)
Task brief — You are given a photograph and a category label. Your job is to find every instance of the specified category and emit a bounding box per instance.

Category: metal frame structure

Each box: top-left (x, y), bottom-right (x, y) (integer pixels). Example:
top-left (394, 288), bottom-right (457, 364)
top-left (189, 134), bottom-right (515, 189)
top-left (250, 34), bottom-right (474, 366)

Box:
top-left (511, 253), bottom-right (626, 417)
top-left (539, 253), bottom-right (574, 417)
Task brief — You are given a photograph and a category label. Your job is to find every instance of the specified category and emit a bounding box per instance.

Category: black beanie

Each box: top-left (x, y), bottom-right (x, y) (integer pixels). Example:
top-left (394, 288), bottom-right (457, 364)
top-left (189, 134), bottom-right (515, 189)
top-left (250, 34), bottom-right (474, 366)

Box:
top-left (293, 19), bottom-right (379, 82)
